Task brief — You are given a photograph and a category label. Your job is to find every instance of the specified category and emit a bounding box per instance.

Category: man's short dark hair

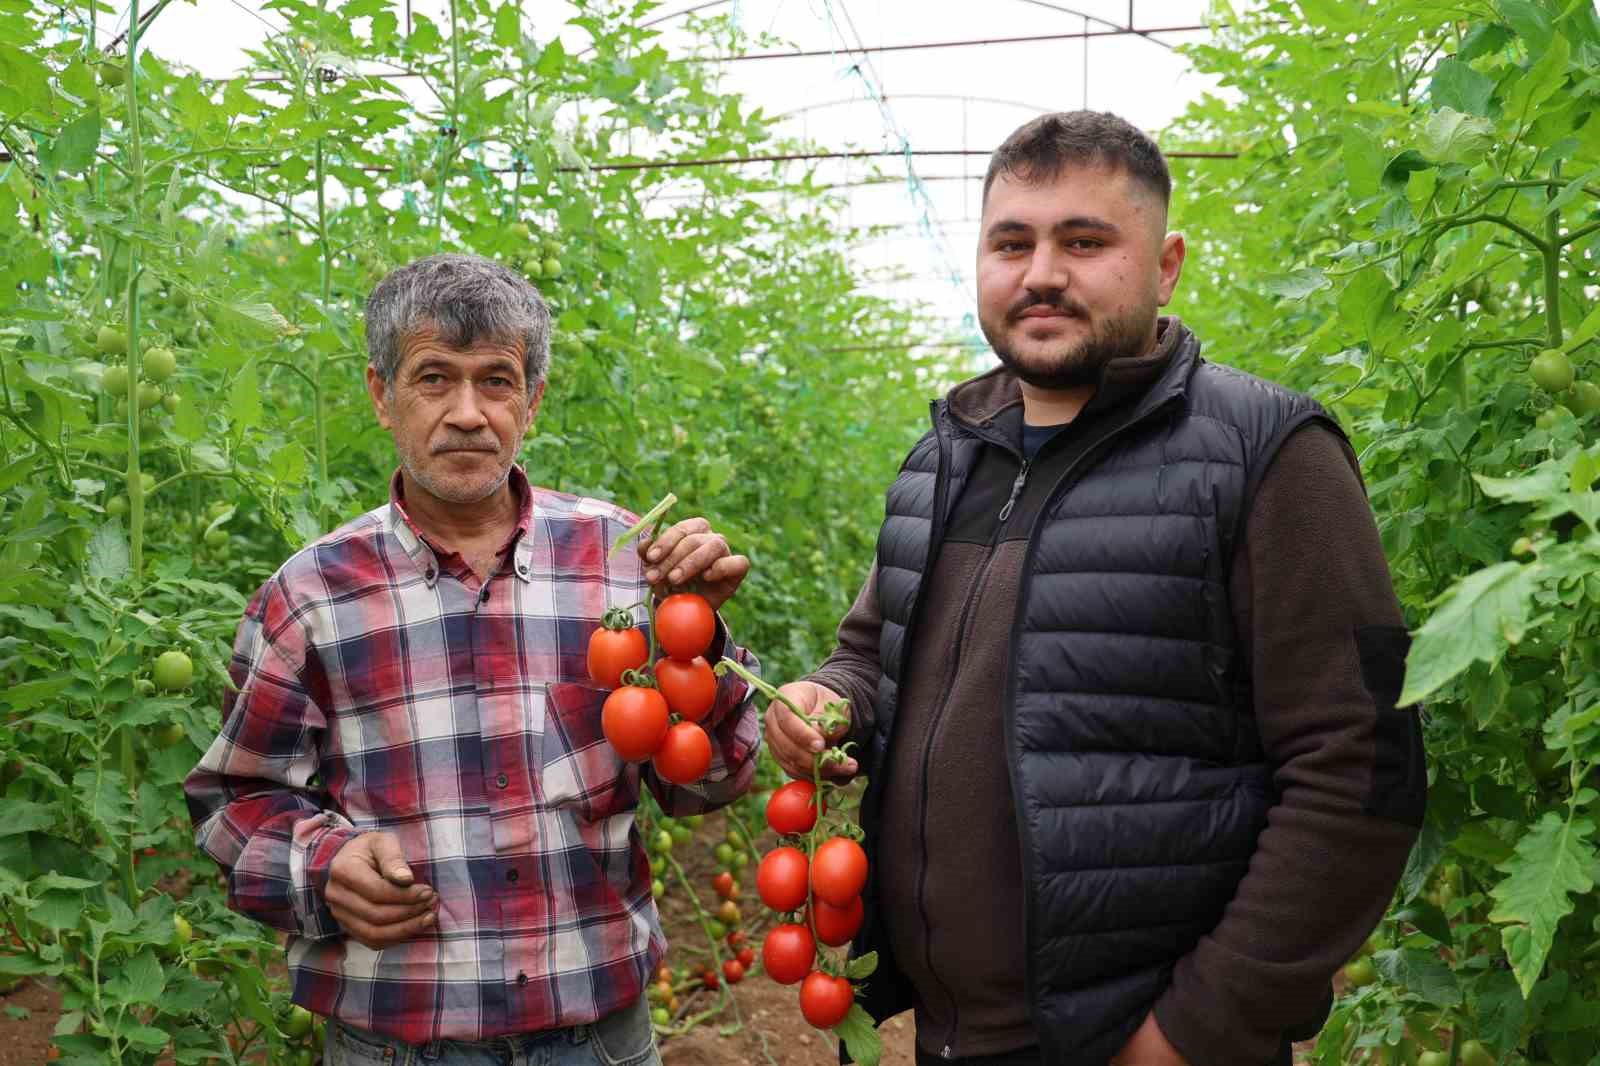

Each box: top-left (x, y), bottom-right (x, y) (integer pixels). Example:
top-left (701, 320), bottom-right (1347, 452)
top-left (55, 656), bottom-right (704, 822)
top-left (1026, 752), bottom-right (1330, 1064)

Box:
top-left (982, 111), bottom-right (1171, 207)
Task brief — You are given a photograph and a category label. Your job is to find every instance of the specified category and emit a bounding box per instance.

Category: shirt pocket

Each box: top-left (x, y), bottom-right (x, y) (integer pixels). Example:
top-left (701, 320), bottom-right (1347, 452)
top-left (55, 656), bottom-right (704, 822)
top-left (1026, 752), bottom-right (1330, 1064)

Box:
top-left (542, 682), bottom-right (637, 822)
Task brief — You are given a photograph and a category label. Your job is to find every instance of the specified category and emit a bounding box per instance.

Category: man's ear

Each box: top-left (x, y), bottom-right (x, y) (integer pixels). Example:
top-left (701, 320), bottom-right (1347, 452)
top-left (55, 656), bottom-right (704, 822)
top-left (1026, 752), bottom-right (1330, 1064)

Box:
top-left (367, 365), bottom-right (392, 430)
top-left (523, 380), bottom-right (547, 436)
top-left (1156, 232), bottom-right (1186, 306)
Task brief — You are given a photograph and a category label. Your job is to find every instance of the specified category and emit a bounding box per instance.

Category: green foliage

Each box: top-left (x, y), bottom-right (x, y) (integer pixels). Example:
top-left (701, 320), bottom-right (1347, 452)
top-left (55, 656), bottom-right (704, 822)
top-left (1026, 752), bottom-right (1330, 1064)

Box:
top-left (0, 0), bottom-right (944, 1059)
top-left (1169, 0), bottom-right (1600, 1059)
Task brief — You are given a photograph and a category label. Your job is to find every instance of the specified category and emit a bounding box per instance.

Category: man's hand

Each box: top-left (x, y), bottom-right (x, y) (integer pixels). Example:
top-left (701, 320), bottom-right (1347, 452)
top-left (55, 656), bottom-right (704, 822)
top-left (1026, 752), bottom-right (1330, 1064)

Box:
top-left (324, 832), bottom-right (438, 950)
top-left (764, 681), bottom-right (857, 782)
top-left (638, 517), bottom-right (750, 612)
top-left (1111, 1013), bottom-right (1190, 1066)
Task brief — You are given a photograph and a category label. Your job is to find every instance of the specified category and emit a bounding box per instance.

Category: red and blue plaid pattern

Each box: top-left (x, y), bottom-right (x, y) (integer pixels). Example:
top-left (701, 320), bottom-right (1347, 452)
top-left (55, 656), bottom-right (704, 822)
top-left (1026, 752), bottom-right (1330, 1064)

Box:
top-left (185, 467), bottom-right (760, 1043)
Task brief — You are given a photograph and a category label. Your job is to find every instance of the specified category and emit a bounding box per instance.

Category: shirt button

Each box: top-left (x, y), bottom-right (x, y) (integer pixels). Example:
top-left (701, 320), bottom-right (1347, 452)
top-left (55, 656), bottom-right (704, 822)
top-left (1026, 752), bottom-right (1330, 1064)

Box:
top-left (480, 587), bottom-right (490, 603)
top-left (424, 568), bottom-right (435, 581)
top-left (495, 773), bottom-right (509, 789)
top-left (507, 868), bottom-right (519, 883)
top-left (516, 563), bottom-right (529, 575)
top-left (517, 972), bottom-right (529, 987)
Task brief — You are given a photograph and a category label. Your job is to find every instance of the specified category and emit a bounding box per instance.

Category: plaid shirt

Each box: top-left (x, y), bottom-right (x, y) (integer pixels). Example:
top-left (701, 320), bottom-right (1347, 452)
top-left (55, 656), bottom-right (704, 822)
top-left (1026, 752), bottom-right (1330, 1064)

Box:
top-left (185, 467), bottom-right (760, 1043)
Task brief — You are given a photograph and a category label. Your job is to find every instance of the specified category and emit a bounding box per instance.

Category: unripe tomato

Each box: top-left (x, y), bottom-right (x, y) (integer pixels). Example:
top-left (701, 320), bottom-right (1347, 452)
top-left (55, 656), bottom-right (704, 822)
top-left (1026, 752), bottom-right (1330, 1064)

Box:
top-left (97, 326), bottom-right (128, 355)
top-left (1343, 957), bottom-right (1377, 987)
top-left (652, 721), bottom-right (712, 785)
top-left (651, 1006), bottom-right (670, 1026)
top-left (99, 64), bottom-right (125, 88)
top-left (282, 1004), bottom-right (314, 1038)
top-left (1458, 1040), bottom-right (1495, 1066)
top-left (101, 364), bottom-right (130, 396)
top-left (1537, 405), bottom-right (1573, 430)
top-left (161, 392), bottom-right (180, 415)
top-left (717, 900), bottom-right (740, 926)
top-left (761, 923), bottom-right (815, 985)
top-left (756, 846), bottom-right (809, 912)
top-left (798, 972), bottom-right (853, 1029)
top-left (542, 257), bottom-right (563, 279)
top-left (656, 594), bottom-right (715, 659)
top-left (651, 878), bottom-right (665, 899)
top-left (1531, 349), bottom-right (1574, 393)
top-left (106, 495), bottom-right (129, 517)
top-left (144, 347), bottom-right (178, 382)
top-left (767, 780), bottom-right (822, 835)
top-left (173, 913), bottom-right (193, 947)
top-left (138, 382), bottom-right (163, 410)
top-left (1572, 380), bottom-right (1600, 417)
top-left (509, 222), bottom-right (532, 241)
top-left (655, 656), bottom-right (716, 722)
top-left (602, 686), bottom-right (669, 761)
top-left (707, 919), bottom-right (728, 940)
top-left (809, 895), bottom-right (864, 947)
top-left (810, 837), bottom-right (868, 907)
top-left (153, 650), bottom-right (194, 691)
top-left (587, 625), bottom-right (647, 688)
top-left (1417, 1053), bottom-right (1450, 1066)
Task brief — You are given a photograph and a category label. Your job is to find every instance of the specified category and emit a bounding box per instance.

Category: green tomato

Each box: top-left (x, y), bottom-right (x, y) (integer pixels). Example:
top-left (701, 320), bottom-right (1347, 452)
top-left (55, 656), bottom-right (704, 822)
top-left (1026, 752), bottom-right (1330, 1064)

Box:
top-left (706, 919), bottom-right (727, 940)
top-left (282, 1004), bottom-right (314, 1038)
top-left (208, 500), bottom-right (231, 520)
top-left (652, 830), bottom-right (673, 854)
top-left (713, 843), bottom-right (734, 865)
top-left (1531, 349), bottom-right (1575, 393)
top-left (670, 824), bottom-right (692, 846)
top-left (155, 722), bottom-right (186, 748)
top-left (153, 650), bottom-right (194, 691)
top-left (161, 392), bottom-right (180, 415)
top-left (731, 850), bottom-right (749, 869)
top-left (106, 494), bottom-right (129, 517)
top-left (144, 346), bottom-right (178, 382)
top-left (204, 527), bottom-right (230, 548)
top-left (651, 878), bottom-right (665, 899)
top-left (102, 364), bottom-right (130, 396)
top-left (649, 855), bottom-right (666, 877)
top-left (139, 472), bottom-right (156, 495)
top-left (173, 913), bottom-right (193, 947)
top-left (134, 678), bottom-right (155, 696)
top-left (542, 257), bottom-right (563, 279)
top-left (650, 1006), bottom-right (670, 1026)
top-left (1536, 405), bottom-right (1573, 430)
top-left (509, 222), bottom-right (532, 241)
top-left (97, 325), bottom-right (128, 355)
top-left (1343, 957), bottom-right (1377, 988)
top-left (100, 64), bottom-right (125, 88)
top-left (1572, 381), bottom-right (1600, 417)
top-left (1416, 1053), bottom-right (1450, 1066)
top-left (138, 382), bottom-right (163, 410)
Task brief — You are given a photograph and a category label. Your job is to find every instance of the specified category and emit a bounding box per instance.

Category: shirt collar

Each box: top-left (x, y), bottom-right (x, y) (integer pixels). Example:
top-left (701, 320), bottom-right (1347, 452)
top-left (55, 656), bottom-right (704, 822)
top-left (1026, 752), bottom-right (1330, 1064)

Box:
top-left (385, 465), bottom-right (538, 588)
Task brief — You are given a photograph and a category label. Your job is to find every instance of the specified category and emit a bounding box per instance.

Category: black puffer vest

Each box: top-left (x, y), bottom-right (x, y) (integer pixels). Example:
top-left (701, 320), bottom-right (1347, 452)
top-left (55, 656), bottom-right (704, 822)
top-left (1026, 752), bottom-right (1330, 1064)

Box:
top-left (852, 331), bottom-right (1341, 1063)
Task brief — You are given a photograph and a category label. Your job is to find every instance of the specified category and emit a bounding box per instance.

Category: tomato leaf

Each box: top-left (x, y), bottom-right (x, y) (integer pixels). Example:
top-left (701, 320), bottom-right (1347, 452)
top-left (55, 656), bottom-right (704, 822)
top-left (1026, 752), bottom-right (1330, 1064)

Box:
top-left (1489, 810), bottom-right (1597, 998)
top-left (1391, 901), bottom-right (1453, 945)
top-left (1401, 561), bottom-right (1545, 706)
top-left (843, 951), bottom-right (878, 980)
top-left (833, 1004), bottom-right (881, 1066)
top-left (86, 520), bottom-right (130, 587)
top-left (1372, 948), bottom-right (1462, 1008)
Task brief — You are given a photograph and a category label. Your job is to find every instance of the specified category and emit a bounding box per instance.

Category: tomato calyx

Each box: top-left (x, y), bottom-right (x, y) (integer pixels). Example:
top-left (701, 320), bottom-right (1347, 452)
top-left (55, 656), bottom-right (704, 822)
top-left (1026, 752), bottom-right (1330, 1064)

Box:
top-left (600, 604), bottom-right (640, 631)
top-left (617, 666), bottom-right (658, 689)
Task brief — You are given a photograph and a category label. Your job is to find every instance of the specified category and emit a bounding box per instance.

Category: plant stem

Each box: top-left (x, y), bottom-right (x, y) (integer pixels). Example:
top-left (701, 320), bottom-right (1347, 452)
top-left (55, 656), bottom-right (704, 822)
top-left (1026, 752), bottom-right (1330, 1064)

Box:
top-left (1544, 184), bottom-right (1563, 348)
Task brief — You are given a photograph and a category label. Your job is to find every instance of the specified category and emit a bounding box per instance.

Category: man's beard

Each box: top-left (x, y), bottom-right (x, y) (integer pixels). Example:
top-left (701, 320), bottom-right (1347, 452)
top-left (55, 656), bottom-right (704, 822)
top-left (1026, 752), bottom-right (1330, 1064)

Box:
top-left (980, 292), bottom-right (1155, 389)
top-left (395, 434), bottom-right (513, 504)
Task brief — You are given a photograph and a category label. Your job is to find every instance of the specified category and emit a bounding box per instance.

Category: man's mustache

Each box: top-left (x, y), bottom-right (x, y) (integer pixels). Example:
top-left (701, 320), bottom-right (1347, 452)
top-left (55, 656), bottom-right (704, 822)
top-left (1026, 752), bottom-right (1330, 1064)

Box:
top-left (1009, 292), bottom-right (1090, 322)
top-left (432, 436), bottom-right (500, 453)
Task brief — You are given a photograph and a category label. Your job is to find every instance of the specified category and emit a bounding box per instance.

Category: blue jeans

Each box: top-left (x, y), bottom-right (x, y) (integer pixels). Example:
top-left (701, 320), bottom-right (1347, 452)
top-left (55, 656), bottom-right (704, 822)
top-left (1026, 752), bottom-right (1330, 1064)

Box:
top-left (323, 996), bottom-right (661, 1066)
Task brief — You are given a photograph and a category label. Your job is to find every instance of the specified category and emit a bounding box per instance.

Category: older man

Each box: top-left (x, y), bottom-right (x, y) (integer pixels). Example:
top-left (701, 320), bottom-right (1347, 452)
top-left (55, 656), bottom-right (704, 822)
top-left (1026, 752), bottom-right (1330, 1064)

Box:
top-left (766, 112), bottom-right (1424, 1066)
top-left (186, 253), bottom-right (758, 1066)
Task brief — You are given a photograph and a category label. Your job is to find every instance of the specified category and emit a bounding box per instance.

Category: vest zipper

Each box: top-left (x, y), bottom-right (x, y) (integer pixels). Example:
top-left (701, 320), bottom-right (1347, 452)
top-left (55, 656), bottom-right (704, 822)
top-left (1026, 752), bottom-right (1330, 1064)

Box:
top-left (996, 459), bottom-right (1029, 522)
top-left (1000, 395), bottom-right (1183, 1059)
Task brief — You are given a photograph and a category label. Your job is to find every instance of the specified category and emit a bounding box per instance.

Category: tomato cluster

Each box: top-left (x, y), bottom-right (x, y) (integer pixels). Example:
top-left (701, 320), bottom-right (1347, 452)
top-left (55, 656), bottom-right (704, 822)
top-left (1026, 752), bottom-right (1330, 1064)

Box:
top-left (588, 594), bottom-right (719, 785)
top-left (752, 779), bottom-right (867, 1030)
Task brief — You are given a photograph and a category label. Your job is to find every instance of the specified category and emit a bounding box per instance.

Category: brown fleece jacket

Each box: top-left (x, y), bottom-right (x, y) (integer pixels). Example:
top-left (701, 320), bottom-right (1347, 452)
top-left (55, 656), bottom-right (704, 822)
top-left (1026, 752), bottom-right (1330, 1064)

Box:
top-left (808, 324), bottom-right (1419, 1066)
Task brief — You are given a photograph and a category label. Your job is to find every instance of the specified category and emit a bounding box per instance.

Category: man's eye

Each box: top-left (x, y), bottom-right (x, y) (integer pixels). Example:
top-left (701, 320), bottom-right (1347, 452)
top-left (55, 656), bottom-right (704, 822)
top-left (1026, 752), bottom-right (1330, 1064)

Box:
top-left (1068, 238), bottom-right (1103, 251)
top-left (996, 241), bottom-right (1029, 253)
top-left (419, 373), bottom-right (446, 385)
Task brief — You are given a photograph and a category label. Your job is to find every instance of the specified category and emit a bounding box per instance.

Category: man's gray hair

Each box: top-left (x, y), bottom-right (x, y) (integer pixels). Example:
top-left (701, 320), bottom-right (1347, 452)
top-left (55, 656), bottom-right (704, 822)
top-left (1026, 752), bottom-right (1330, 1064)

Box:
top-left (365, 253), bottom-right (551, 393)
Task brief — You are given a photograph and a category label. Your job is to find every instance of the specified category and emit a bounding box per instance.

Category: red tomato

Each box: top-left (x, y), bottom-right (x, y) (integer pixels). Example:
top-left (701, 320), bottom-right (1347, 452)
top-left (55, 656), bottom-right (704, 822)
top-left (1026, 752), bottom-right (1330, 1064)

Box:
top-left (587, 625), bottom-right (648, 688)
top-left (761, 923), bottom-right (815, 985)
top-left (601, 686), bottom-right (669, 761)
top-left (722, 959), bottom-right (745, 984)
top-left (808, 895), bottom-right (864, 947)
top-left (726, 929), bottom-right (746, 949)
top-left (766, 780), bottom-right (822, 835)
top-left (712, 872), bottom-right (737, 900)
top-left (737, 947), bottom-right (755, 969)
top-left (799, 972), bottom-right (854, 1029)
top-left (702, 970), bottom-right (719, 990)
top-left (756, 846), bottom-right (810, 912)
top-left (655, 656), bottom-right (716, 721)
top-left (811, 837), bottom-right (868, 907)
top-left (656, 594), bottom-right (715, 659)
top-left (652, 721), bottom-right (712, 784)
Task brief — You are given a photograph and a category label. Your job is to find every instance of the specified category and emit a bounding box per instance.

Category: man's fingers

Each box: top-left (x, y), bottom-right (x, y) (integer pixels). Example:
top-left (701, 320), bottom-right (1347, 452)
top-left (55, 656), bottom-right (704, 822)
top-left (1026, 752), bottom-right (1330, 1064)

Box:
top-left (659, 536), bottom-right (729, 586)
top-left (640, 518), bottom-right (710, 570)
top-left (703, 554), bottom-right (750, 586)
top-left (338, 907), bottom-right (437, 950)
top-left (327, 884), bottom-right (436, 928)
top-left (365, 832), bottom-right (415, 886)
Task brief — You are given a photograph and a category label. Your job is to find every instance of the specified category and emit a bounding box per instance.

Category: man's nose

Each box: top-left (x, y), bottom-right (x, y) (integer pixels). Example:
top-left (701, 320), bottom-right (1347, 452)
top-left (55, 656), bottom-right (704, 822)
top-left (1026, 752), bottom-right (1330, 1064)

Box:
top-left (443, 382), bottom-right (489, 429)
top-left (1020, 245), bottom-right (1070, 295)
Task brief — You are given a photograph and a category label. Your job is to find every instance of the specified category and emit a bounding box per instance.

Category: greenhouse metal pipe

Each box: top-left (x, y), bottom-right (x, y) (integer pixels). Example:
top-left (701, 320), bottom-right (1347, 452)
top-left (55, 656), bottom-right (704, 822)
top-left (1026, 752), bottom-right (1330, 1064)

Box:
top-left (719, 23), bottom-right (1211, 60)
top-left (774, 93), bottom-right (1054, 120)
